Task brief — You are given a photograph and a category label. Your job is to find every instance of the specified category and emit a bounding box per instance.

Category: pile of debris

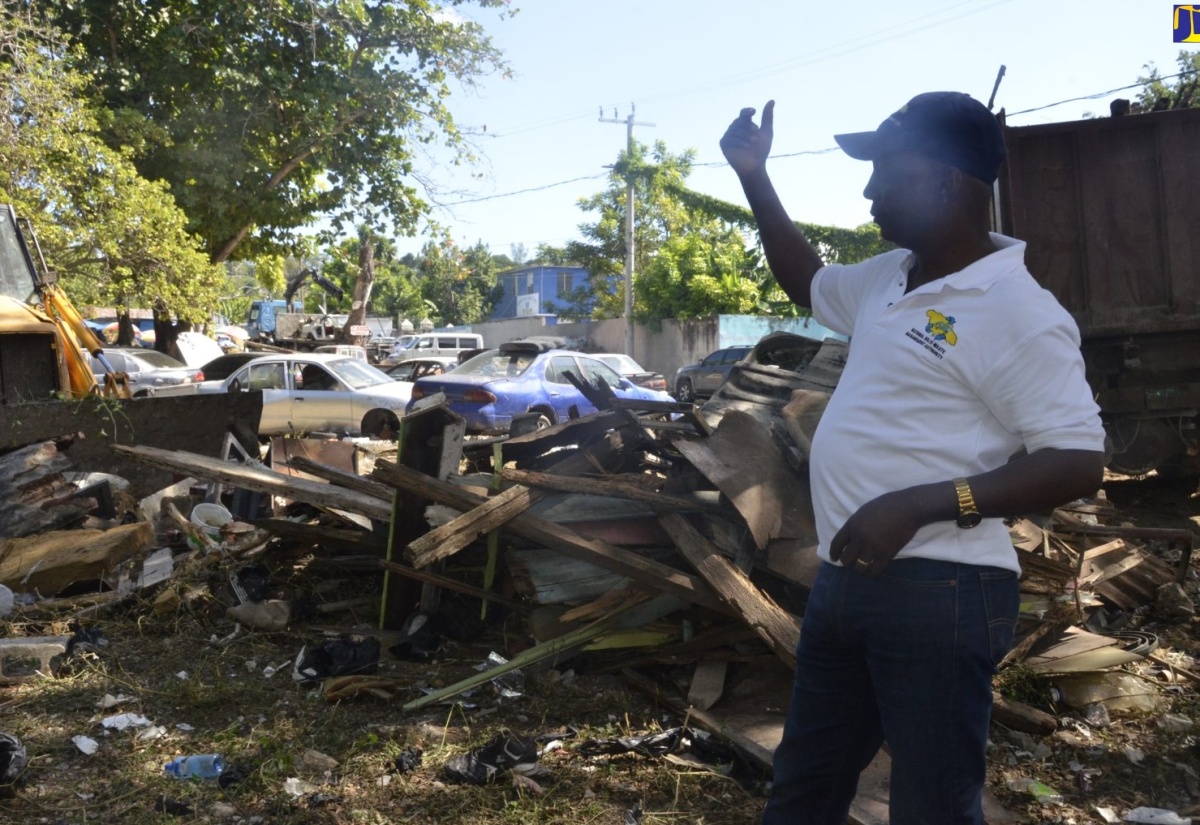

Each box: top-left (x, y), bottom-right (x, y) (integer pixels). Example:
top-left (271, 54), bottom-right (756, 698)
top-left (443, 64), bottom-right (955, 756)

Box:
top-left (1, 333), bottom-right (1197, 822)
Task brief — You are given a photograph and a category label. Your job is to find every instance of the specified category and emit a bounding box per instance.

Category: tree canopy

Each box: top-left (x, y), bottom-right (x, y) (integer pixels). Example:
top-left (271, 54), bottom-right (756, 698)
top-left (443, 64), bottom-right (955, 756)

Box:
top-left (0, 5), bottom-right (222, 324)
top-left (1138, 50), bottom-right (1200, 111)
top-left (39, 0), bottom-right (513, 263)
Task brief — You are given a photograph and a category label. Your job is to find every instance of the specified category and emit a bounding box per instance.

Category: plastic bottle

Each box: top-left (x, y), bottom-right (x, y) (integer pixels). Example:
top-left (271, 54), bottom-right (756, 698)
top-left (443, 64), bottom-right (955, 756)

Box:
top-left (164, 754), bottom-right (225, 780)
top-left (1050, 671), bottom-right (1164, 713)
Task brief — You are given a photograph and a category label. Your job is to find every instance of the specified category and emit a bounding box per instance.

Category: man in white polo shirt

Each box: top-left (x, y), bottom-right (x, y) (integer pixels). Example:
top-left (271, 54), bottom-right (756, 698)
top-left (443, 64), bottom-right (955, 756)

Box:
top-left (720, 92), bottom-right (1106, 824)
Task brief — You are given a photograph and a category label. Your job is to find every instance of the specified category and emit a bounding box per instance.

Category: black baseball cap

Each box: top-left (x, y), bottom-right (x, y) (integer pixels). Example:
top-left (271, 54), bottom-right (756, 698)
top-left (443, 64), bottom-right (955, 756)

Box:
top-left (834, 92), bottom-right (1006, 184)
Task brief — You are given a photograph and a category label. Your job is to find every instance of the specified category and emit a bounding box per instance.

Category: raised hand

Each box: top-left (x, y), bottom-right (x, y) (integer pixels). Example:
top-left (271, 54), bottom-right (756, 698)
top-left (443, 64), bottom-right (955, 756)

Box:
top-left (719, 100), bottom-right (775, 176)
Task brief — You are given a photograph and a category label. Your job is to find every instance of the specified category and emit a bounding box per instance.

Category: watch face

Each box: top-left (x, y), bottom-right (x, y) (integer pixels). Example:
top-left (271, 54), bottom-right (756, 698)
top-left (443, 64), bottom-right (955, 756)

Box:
top-left (957, 511), bottom-right (983, 529)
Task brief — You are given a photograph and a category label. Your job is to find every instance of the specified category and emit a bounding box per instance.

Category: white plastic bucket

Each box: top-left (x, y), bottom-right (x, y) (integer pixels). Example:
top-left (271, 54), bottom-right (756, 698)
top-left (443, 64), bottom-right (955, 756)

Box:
top-left (188, 503), bottom-right (233, 550)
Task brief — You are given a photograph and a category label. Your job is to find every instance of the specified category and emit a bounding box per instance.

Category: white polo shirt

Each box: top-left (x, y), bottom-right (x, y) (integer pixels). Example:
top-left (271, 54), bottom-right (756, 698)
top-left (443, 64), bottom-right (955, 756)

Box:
top-left (808, 233), bottom-right (1105, 573)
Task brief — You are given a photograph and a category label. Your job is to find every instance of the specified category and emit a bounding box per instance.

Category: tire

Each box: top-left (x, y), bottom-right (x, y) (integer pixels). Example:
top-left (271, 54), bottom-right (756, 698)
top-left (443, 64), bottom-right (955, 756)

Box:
top-left (361, 409), bottom-right (400, 440)
top-left (675, 378), bottom-right (695, 403)
top-left (509, 411), bottom-right (553, 437)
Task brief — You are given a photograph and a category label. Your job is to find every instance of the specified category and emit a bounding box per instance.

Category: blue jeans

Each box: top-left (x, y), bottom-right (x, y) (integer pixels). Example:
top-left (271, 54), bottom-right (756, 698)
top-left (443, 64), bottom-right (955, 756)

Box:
top-left (763, 558), bottom-right (1019, 825)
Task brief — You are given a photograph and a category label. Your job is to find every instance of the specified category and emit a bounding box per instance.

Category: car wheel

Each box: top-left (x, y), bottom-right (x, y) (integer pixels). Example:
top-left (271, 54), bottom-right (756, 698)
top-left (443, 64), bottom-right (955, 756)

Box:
top-left (675, 378), bottom-right (695, 403)
top-left (509, 411), bottom-right (553, 437)
top-left (361, 409), bottom-right (400, 440)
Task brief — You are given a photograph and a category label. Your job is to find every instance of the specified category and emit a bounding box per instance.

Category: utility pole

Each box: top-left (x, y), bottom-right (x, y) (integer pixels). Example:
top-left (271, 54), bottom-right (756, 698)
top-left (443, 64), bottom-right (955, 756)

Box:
top-left (600, 104), bottom-right (654, 356)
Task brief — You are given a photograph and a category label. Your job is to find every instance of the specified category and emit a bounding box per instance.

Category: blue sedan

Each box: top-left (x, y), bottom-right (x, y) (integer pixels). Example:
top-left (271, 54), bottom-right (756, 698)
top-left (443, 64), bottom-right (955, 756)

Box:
top-left (409, 346), bottom-right (675, 435)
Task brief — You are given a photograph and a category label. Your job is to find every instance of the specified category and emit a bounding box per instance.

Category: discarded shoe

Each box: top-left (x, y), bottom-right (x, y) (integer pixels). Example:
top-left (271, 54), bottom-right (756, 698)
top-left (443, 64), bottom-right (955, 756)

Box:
top-left (293, 637), bottom-right (380, 682)
top-left (443, 732), bottom-right (538, 785)
top-left (388, 611), bottom-right (440, 662)
top-left (0, 732), bottom-right (27, 798)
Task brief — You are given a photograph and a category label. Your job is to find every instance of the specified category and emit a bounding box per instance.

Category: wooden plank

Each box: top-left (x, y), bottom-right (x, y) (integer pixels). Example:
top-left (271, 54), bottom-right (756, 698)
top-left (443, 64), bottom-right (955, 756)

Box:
top-left (113, 444), bottom-right (392, 520)
top-left (501, 468), bottom-right (711, 513)
top-left (255, 518), bottom-right (385, 553)
top-left (675, 410), bottom-right (816, 549)
top-left (371, 460), bottom-right (730, 614)
top-left (658, 511), bottom-right (800, 668)
top-left (687, 660), bottom-right (728, 711)
top-left (501, 410), bottom-right (628, 464)
top-left (0, 522), bottom-right (155, 595)
top-left (377, 559), bottom-right (530, 613)
top-left (407, 483), bottom-right (547, 567)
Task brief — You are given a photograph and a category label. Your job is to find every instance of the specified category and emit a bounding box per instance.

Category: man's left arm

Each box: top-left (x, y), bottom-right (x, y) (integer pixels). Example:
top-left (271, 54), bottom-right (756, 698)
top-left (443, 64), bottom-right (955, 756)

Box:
top-left (830, 447), bottom-right (1104, 571)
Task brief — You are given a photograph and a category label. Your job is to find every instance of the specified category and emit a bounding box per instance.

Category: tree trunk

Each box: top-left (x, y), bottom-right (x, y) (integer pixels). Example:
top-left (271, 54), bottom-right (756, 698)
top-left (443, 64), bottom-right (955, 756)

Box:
top-left (342, 238), bottom-right (375, 346)
top-left (116, 311), bottom-right (137, 347)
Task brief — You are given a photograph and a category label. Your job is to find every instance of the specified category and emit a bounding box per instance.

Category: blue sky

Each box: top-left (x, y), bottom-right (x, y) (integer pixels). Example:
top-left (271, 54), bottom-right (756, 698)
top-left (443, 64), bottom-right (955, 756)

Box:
top-left (393, 1), bottom-right (1194, 258)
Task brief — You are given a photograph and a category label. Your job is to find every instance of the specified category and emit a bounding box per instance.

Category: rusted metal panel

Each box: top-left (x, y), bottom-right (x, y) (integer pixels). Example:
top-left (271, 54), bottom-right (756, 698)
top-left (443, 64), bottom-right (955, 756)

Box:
top-left (1001, 108), bottom-right (1200, 338)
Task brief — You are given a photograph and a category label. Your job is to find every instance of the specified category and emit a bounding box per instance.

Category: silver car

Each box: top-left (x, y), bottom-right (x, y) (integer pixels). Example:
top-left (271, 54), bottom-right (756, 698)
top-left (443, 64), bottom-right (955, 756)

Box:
top-left (89, 348), bottom-right (203, 398)
top-left (154, 353), bottom-right (411, 438)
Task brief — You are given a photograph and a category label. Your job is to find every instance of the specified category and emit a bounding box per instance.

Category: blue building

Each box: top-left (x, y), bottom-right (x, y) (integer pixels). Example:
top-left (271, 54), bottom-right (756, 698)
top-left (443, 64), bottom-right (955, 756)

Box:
top-left (492, 265), bottom-right (590, 320)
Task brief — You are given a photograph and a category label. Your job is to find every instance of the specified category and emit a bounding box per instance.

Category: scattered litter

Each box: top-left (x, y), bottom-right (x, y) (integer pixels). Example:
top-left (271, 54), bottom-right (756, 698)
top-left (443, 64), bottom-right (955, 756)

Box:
top-left (1005, 777), bottom-right (1064, 805)
top-left (511, 773), bottom-right (546, 795)
top-left (96, 693), bottom-right (134, 709)
top-left (1158, 713), bottom-right (1194, 732)
top-left (136, 725), bottom-right (168, 741)
top-left (0, 584), bottom-right (13, 618)
top-left (1096, 808), bottom-right (1122, 823)
top-left (176, 671), bottom-right (189, 681)
top-left (1123, 808), bottom-right (1192, 824)
top-left (155, 796), bottom-right (193, 816)
top-left (283, 777), bottom-right (319, 797)
top-left (66, 626), bottom-right (108, 656)
top-left (101, 713), bottom-right (153, 731)
top-left (262, 660), bottom-right (291, 679)
top-left (164, 754), bottom-right (224, 780)
top-left (175, 723), bottom-right (194, 732)
top-left (71, 736), bottom-right (98, 755)
top-left (475, 651), bottom-right (525, 699)
top-left (1123, 746), bottom-right (1146, 765)
top-left (625, 804), bottom-right (644, 825)
top-left (393, 747), bottom-right (422, 774)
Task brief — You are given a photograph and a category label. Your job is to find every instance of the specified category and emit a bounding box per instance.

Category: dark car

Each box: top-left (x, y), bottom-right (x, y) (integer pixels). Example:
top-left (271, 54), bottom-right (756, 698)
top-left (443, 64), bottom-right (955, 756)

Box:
top-left (671, 345), bottom-right (754, 402)
top-left (89, 347), bottom-right (204, 397)
top-left (196, 352), bottom-right (266, 382)
top-left (409, 342), bottom-right (674, 435)
top-left (594, 353), bottom-right (668, 393)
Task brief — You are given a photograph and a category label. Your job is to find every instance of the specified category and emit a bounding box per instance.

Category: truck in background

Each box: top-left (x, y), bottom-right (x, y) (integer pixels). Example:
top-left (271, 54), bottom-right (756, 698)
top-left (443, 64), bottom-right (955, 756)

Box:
top-left (999, 106), bottom-right (1200, 476)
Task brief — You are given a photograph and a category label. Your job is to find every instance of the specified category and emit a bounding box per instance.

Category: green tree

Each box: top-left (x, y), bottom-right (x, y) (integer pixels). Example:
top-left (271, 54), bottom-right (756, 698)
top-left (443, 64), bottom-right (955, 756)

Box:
top-left (547, 138), bottom-right (891, 323)
top-left (40, 0), bottom-right (513, 262)
top-left (1138, 50), bottom-right (1200, 110)
top-left (0, 6), bottom-right (222, 331)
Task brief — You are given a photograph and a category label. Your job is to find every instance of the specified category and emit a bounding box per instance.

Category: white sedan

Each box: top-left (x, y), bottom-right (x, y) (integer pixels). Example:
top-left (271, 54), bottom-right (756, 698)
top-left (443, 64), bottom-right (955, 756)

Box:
top-left (154, 353), bottom-right (411, 438)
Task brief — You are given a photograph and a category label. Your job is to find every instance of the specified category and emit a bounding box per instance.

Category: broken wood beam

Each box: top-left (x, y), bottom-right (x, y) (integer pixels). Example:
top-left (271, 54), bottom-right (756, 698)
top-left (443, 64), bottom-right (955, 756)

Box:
top-left (378, 559), bottom-right (531, 613)
top-left (285, 456), bottom-right (394, 501)
top-left (0, 521), bottom-right (154, 596)
top-left (113, 445), bottom-right (391, 520)
top-left (371, 460), bottom-right (731, 614)
top-left (659, 511), bottom-right (801, 668)
top-left (991, 692), bottom-right (1057, 735)
top-left (500, 468), bottom-right (711, 512)
top-left (255, 518), bottom-right (386, 553)
top-left (405, 426), bottom-right (643, 568)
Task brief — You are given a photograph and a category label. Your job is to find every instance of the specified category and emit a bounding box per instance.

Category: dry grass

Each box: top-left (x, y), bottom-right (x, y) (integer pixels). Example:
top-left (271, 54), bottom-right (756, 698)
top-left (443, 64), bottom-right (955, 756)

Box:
top-left (0, 555), bottom-right (767, 825)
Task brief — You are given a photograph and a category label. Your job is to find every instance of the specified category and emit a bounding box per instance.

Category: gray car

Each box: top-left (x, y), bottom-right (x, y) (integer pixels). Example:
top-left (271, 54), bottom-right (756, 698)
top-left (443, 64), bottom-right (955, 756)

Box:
top-left (672, 345), bottom-right (753, 402)
top-left (152, 352), bottom-right (412, 438)
top-left (89, 348), bottom-right (203, 397)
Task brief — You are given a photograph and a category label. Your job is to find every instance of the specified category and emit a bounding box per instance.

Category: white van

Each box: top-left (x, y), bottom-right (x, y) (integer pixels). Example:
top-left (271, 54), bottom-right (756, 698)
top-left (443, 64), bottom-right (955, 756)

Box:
top-left (386, 332), bottom-right (484, 364)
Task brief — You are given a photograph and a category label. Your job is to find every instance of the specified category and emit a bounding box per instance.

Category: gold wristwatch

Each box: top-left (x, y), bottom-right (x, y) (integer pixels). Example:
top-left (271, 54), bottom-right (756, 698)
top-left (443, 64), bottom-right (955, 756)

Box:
top-left (953, 477), bottom-right (982, 529)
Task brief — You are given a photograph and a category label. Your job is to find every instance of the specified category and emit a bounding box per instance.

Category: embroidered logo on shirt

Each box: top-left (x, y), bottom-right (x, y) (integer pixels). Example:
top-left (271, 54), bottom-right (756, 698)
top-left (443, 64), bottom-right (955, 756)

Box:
top-left (903, 309), bottom-right (958, 360)
top-left (924, 310), bottom-right (958, 345)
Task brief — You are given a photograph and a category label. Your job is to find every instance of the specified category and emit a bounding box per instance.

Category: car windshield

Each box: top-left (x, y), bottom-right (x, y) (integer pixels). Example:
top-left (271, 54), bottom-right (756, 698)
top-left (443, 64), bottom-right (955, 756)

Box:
top-left (598, 354), bottom-right (642, 374)
top-left (455, 349), bottom-right (536, 378)
top-left (325, 358), bottom-right (391, 389)
top-left (130, 350), bottom-right (186, 369)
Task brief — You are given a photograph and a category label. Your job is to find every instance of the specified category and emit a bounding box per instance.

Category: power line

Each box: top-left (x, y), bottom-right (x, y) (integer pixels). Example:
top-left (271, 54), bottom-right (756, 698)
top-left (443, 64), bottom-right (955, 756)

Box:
top-left (1005, 70), bottom-right (1195, 118)
top-left (438, 173), bottom-right (608, 206)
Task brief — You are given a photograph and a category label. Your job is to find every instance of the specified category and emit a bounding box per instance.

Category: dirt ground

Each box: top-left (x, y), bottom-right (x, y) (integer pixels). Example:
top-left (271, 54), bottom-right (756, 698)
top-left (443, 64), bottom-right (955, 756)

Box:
top-left (0, 472), bottom-right (1197, 825)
